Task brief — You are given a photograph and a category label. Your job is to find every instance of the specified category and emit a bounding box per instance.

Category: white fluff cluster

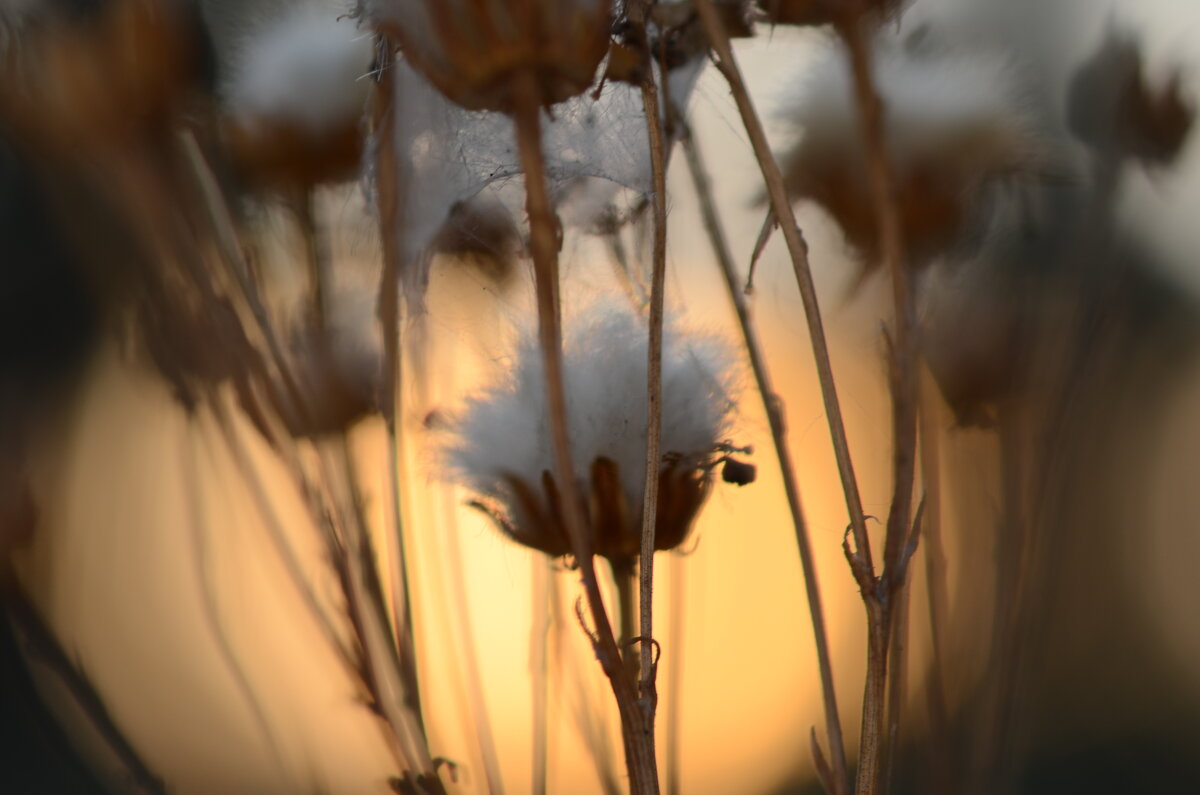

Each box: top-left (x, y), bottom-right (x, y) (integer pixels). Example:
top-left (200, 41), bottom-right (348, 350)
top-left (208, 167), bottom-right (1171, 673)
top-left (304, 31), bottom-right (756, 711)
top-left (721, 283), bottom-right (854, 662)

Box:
top-left (226, 4), bottom-right (371, 132)
top-left (790, 38), bottom-right (1040, 181)
top-left (445, 302), bottom-right (738, 513)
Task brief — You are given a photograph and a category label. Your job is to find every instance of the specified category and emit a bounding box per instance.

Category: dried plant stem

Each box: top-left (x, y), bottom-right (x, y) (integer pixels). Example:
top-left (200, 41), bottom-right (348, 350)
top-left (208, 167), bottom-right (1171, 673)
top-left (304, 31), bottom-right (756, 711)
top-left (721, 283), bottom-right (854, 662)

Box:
top-left (633, 0), bottom-right (669, 760)
top-left (3, 585), bottom-right (168, 795)
top-left (177, 132), bottom-right (313, 440)
top-left (664, 554), bottom-right (686, 795)
top-left (512, 68), bottom-right (659, 795)
top-left (372, 42), bottom-right (421, 684)
top-left (693, 0), bottom-right (871, 578)
top-left (611, 556), bottom-right (640, 685)
top-left (437, 490), bottom-right (506, 795)
top-left (678, 119), bottom-right (849, 795)
top-left (840, 11), bottom-right (920, 793)
top-left (210, 403), bottom-right (354, 674)
top-left (183, 425), bottom-right (289, 783)
top-left (296, 190), bottom-right (330, 329)
top-left (918, 380), bottom-right (955, 793)
top-left (531, 557), bottom-right (552, 795)
top-left (881, 571), bottom-right (912, 795)
top-left (362, 45), bottom-right (447, 792)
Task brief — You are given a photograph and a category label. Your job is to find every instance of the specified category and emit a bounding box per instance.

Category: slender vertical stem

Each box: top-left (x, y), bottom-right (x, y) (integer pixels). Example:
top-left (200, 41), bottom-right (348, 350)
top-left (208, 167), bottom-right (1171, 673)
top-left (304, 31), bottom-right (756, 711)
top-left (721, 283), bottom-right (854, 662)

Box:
top-left (183, 422), bottom-right (289, 783)
top-left (881, 568), bottom-right (913, 795)
top-left (630, 0), bottom-right (669, 751)
top-left (840, 12), bottom-right (919, 794)
top-left (664, 554), bottom-right (686, 795)
top-left (679, 120), bottom-right (850, 795)
top-left (858, 611), bottom-right (890, 795)
top-left (611, 556), bottom-right (640, 685)
top-left (370, 42), bottom-right (445, 791)
top-left (296, 190), bottom-right (331, 330)
top-left (374, 39), bottom-right (432, 715)
top-left (530, 558), bottom-right (552, 795)
top-left (511, 68), bottom-right (659, 795)
top-left (841, 17), bottom-right (917, 576)
top-left (693, 0), bottom-right (871, 574)
top-left (918, 381), bottom-right (955, 793)
top-left (438, 491), bottom-right (506, 794)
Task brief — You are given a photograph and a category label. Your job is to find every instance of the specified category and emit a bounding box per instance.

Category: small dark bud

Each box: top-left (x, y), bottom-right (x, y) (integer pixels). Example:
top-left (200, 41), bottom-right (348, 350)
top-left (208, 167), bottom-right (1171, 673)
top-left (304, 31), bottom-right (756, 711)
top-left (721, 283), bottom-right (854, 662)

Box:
top-left (722, 457), bottom-right (757, 486)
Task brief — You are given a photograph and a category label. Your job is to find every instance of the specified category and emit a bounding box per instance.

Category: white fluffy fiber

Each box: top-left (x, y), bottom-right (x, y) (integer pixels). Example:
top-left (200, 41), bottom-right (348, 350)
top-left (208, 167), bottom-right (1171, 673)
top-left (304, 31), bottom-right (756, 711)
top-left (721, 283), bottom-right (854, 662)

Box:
top-left (790, 37), bottom-right (1040, 176)
top-left (226, 3), bottom-right (372, 132)
top-left (445, 302), bottom-right (738, 512)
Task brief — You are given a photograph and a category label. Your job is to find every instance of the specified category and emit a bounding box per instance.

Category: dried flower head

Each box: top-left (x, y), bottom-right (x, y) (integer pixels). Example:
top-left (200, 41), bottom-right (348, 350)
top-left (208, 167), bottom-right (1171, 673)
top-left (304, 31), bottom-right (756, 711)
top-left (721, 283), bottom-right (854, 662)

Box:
top-left (1067, 29), bottom-right (1194, 168)
top-left (363, 0), bottom-right (612, 112)
top-left (0, 0), bottom-right (206, 154)
top-left (429, 194), bottom-right (521, 287)
top-left (757, 0), bottom-right (904, 28)
top-left (224, 5), bottom-right (373, 189)
top-left (779, 38), bottom-right (1043, 267)
top-left (443, 301), bottom-right (743, 560)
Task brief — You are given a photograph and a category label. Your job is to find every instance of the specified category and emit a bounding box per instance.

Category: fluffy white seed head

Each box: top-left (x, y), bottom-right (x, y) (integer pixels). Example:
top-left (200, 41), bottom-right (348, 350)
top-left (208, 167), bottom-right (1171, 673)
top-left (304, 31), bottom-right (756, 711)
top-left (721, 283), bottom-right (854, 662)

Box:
top-left (444, 301), bottom-right (738, 522)
top-left (791, 38), bottom-right (1039, 179)
top-left (226, 4), bottom-right (371, 133)
top-left (779, 36), bottom-right (1049, 264)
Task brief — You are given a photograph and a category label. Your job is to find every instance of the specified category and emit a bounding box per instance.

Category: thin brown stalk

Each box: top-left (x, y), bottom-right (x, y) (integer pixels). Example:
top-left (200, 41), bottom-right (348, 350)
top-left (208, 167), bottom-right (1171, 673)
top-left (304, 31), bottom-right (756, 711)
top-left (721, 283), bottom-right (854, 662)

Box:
top-left (693, 0), bottom-right (872, 576)
top-left (530, 558), bottom-right (553, 795)
top-left (183, 422), bottom-right (290, 783)
top-left (840, 17), bottom-right (917, 575)
top-left (664, 554), bottom-right (686, 795)
top-left (436, 486), bottom-right (506, 795)
top-left (371, 39), bottom-right (420, 680)
top-left (210, 403), bottom-right (354, 674)
top-left (839, 11), bottom-right (919, 794)
top-left (296, 190), bottom-right (330, 329)
top-left (511, 67), bottom-right (659, 795)
top-left (678, 121), bottom-right (850, 795)
top-left (176, 132), bottom-right (313, 435)
top-left (881, 565), bottom-right (912, 795)
top-left (918, 377), bottom-right (955, 793)
top-left (611, 556), bottom-right (640, 686)
top-left (630, 0), bottom-right (669, 757)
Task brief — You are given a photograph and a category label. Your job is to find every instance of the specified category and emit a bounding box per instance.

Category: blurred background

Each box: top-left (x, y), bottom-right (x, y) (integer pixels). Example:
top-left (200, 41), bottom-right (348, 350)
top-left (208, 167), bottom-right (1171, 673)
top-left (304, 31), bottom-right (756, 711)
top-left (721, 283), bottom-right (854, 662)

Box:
top-left (4, 0), bottom-right (1200, 793)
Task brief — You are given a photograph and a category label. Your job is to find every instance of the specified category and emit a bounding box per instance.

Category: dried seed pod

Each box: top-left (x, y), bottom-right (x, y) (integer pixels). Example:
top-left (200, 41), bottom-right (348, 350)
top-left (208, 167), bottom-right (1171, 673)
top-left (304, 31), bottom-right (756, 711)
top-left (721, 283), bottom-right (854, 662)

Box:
top-left (0, 0), bottom-right (208, 154)
top-left (777, 38), bottom-right (1044, 267)
top-left (721, 456), bottom-right (757, 486)
top-left (222, 6), bottom-right (373, 190)
top-left (1067, 30), bottom-right (1194, 167)
top-left (363, 0), bottom-right (613, 112)
top-left (430, 194), bottom-right (521, 287)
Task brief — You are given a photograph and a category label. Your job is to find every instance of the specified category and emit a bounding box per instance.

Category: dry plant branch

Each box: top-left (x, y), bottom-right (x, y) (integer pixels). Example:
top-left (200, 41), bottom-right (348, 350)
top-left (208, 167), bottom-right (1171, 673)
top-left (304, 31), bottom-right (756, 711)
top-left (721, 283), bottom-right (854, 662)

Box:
top-left (692, 0), bottom-right (871, 576)
top-left (511, 66), bottom-right (659, 795)
top-left (664, 553), bottom-right (686, 795)
top-left (183, 426), bottom-right (289, 783)
top-left (837, 10), bottom-right (920, 793)
top-left (630, 0), bottom-right (669, 771)
top-left (3, 585), bottom-right (167, 795)
top-left (370, 39), bottom-right (421, 685)
top-left (530, 557), bottom-right (553, 795)
top-left (436, 486), bottom-right (506, 795)
top-left (917, 380), bottom-right (955, 792)
top-left (692, 3), bottom-right (877, 792)
top-left (678, 116), bottom-right (849, 795)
